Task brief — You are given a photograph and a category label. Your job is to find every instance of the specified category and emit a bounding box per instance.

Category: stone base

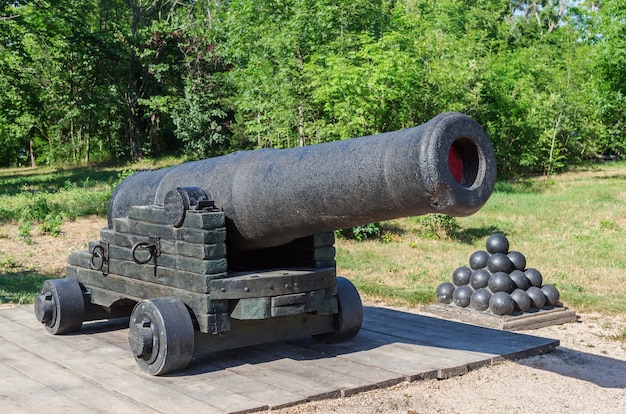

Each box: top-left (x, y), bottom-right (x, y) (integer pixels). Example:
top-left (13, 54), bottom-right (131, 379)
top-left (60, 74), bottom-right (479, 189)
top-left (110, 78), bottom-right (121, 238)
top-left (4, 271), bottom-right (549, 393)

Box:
top-left (424, 303), bottom-right (577, 331)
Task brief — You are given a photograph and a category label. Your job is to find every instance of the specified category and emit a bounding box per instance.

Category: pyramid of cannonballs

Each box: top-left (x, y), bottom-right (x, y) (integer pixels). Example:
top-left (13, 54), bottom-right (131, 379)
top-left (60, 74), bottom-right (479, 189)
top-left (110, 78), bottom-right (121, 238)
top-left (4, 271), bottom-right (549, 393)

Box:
top-left (436, 234), bottom-right (561, 316)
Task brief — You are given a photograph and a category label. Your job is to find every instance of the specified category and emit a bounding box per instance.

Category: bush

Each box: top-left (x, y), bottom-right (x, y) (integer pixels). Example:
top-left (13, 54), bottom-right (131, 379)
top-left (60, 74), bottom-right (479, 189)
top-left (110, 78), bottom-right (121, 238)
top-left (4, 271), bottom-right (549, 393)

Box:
top-left (336, 222), bottom-right (382, 241)
top-left (412, 214), bottom-right (459, 239)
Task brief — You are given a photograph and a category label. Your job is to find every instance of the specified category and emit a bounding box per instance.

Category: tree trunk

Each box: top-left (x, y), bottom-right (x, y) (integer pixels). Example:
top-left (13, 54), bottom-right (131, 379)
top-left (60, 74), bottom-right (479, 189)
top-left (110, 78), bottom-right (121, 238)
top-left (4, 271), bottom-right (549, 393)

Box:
top-left (29, 138), bottom-right (36, 168)
top-left (298, 101), bottom-right (305, 147)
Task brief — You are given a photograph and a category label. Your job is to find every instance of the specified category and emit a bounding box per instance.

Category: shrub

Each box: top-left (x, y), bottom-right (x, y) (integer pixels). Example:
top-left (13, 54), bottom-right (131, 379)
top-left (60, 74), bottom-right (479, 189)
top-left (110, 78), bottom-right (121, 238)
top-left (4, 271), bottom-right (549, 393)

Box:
top-left (412, 214), bottom-right (459, 239)
top-left (336, 222), bottom-right (382, 241)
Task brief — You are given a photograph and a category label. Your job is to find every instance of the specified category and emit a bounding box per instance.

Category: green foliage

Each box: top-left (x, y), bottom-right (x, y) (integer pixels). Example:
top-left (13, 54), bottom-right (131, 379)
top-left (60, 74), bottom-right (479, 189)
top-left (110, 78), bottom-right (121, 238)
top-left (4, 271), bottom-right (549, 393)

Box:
top-left (336, 222), bottom-right (382, 242)
top-left (21, 196), bottom-right (51, 221)
top-left (0, 0), bottom-right (623, 176)
top-left (17, 220), bottom-right (33, 244)
top-left (0, 164), bottom-right (124, 242)
top-left (0, 254), bottom-right (19, 269)
top-left (39, 214), bottom-right (63, 237)
top-left (412, 214), bottom-right (459, 239)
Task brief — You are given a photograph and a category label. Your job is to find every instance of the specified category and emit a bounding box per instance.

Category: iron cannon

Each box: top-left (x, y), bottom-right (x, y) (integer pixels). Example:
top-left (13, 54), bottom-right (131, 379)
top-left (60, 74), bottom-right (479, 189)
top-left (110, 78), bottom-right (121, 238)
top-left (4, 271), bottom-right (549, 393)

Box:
top-left (35, 112), bottom-right (496, 375)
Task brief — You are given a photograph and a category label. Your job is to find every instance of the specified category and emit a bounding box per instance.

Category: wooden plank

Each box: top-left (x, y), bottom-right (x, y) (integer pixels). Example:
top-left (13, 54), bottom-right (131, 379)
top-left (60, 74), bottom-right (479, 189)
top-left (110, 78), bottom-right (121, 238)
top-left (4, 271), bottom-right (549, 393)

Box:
top-left (423, 303), bottom-right (577, 331)
top-left (106, 244), bottom-right (228, 275)
top-left (0, 361), bottom-right (98, 413)
top-left (99, 228), bottom-right (227, 260)
top-left (181, 360), bottom-right (304, 411)
top-left (113, 217), bottom-right (226, 244)
top-left (207, 347), bottom-right (346, 402)
top-left (0, 305), bottom-right (561, 414)
top-left (68, 249), bottom-right (226, 293)
top-left (303, 329), bottom-right (469, 380)
top-left (0, 340), bottom-right (152, 413)
top-left (209, 268), bottom-right (336, 300)
top-left (253, 341), bottom-right (405, 396)
top-left (0, 392), bottom-right (29, 414)
top-left (364, 306), bottom-right (560, 359)
top-left (0, 309), bottom-right (227, 414)
top-left (66, 265), bottom-right (213, 314)
top-left (3, 307), bottom-right (320, 413)
top-left (127, 205), bottom-right (226, 230)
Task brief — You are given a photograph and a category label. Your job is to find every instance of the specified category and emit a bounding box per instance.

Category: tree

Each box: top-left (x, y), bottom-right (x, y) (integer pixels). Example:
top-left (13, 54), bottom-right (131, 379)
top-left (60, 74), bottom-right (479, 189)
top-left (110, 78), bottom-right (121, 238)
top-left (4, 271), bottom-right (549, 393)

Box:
top-left (595, 0), bottom-right (626, 158)
top-left (218, 0), bottom-right (393, 148)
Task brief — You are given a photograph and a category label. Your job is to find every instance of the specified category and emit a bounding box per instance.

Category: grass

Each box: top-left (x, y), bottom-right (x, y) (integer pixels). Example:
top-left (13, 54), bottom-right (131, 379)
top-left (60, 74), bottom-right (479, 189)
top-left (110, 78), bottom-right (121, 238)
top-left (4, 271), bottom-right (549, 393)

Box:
top-left (1, 159), bottom-right (625, 315)
top-left (336, 161), bottom-right (626, 315)
top-left (0, 157), bottom-right (180, 223)
top-left (0, 270), bottom-right (51, 304)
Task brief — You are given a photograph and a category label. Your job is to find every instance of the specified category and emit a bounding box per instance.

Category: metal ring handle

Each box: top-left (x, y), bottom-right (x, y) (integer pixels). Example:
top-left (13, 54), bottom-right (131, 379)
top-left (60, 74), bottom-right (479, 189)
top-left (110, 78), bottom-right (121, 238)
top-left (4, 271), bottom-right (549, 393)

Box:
top-left (90, 245), bottom-right (105, 270)
top-left (131, 241), bottom-right (155, 265)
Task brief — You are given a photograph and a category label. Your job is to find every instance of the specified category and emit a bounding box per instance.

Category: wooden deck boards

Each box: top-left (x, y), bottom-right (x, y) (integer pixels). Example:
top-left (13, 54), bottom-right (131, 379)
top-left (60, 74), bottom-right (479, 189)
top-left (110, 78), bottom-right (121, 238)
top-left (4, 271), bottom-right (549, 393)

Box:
top-left (423, 303), bottom-right (577, 331)
top-left (0, 305), bottom-right (559, 413)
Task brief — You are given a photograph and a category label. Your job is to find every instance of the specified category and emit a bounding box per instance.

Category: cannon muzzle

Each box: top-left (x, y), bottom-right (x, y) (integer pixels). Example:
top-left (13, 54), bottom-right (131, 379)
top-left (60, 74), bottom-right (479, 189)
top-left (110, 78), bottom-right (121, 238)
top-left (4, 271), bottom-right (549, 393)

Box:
top-left (109, 112), bottom-right (496, 251)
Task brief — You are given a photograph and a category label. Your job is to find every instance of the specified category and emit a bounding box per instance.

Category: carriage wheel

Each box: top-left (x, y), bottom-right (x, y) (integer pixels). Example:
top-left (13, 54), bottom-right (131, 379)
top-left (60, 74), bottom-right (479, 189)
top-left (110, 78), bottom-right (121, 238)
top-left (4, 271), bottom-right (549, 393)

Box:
top-left (34, 278), bottom-right (85, 335)
top-left (314, 277), bottom-right (363, 343)
top-left (128, 297), bottom-right (195, 375)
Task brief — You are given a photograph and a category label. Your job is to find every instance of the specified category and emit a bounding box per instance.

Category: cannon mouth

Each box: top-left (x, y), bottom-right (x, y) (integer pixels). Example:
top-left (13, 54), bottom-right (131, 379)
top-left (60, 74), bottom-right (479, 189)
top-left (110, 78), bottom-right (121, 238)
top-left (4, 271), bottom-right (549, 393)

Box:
top-left (448, 137), bottom-right (482, 189)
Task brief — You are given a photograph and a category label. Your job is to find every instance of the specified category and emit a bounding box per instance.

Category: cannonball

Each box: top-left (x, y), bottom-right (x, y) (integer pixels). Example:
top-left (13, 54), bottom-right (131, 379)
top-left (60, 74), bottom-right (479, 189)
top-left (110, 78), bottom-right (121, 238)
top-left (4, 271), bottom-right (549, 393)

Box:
top-left (488, 252), bottom-right (514, 273)
top-left (525, 268), bottom-right (543, 288)
top-left (436, 282), bottom-right (456, 304)
top-left (486, 234), bottom-right (509, 254)
top-left (507, 250), bottom-right (527, 271)
top-left (489, 292), bottom-right (515, 315)
top-left (509, 269), bottom-right (531, 290)
top-left (470, 269), bottom-right (491, 290)
top-left (452, 285), bottom-right (473, 308)
top-left (452, 266), bottom-right (472, 286)
top-left (488, 272), bottom-right (515, 293)
top-left (469, 250), bottom-right (489, 270)
top-left (511, 288), bottom-right (532, 312)
top-left (470, 288), bottom-right (491, 311)
top-left (526, 286), bottom-right (546, 309)
top-left (541, 284), bottom-right (560, 307)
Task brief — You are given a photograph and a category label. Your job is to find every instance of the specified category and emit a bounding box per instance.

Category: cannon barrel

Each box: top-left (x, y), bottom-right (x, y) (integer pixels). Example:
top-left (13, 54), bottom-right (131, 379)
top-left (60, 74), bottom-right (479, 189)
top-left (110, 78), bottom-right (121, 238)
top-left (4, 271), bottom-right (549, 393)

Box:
top-left (109, 112), bottom-right (496, 251)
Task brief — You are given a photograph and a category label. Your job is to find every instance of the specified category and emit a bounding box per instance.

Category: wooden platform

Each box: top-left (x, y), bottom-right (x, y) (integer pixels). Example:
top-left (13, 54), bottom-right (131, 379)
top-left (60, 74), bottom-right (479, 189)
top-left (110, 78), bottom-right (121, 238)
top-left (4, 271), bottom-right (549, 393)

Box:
top-left (424, 304), bottom-right (577, 331)
top-left (0, 305), bottom-right (559, 414)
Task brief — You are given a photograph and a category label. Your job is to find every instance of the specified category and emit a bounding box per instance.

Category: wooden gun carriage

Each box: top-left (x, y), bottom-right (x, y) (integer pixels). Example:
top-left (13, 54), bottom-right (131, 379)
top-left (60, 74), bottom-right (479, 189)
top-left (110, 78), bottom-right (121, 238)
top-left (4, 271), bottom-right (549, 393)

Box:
top-left (35, 112), bottom-right (496, 375)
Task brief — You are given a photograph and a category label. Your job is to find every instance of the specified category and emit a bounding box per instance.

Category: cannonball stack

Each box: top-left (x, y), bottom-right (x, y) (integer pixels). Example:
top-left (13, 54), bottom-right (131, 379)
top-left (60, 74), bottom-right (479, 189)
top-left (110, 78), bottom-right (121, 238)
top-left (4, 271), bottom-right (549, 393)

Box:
top-left (436, 234), bottom-right (561, 316)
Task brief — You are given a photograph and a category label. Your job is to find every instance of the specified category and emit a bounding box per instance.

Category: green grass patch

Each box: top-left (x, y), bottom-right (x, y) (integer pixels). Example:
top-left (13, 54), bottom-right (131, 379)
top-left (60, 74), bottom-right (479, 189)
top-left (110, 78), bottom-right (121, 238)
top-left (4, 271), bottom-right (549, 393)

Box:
top-left (0, 270), bottom-right (51, 304)
top-left (352, 277), bottom-right (435, 305)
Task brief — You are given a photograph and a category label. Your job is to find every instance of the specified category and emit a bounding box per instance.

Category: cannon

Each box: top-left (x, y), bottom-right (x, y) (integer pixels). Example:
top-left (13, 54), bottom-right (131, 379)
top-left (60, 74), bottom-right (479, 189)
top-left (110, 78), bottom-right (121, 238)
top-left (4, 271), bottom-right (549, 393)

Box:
top-left (34, 112), bottom-right (496, 375)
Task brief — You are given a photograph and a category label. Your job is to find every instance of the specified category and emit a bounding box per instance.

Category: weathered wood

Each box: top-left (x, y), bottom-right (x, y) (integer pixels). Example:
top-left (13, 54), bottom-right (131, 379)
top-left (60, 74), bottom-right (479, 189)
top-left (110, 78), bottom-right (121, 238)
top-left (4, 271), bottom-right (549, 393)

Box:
top-left (423, 303), bottom-right (577, 331)
top-left (68, 250), bottom-right (225, 293)
top-left (0, 307), bottom-right (227, 413)
top-left (193, 313), bottom-right (335, 354)
top-left (112, 217), bottom-right (226, 244)
top-left (209, 268), bottom-right (336, 300)
top-left (66, 265), bottom-right (213, 316)
top-left (128, 205), bottom-right (226, 230)
top-left (106, 244), bottom-right (228, 275)
top-left (0, 340), bottom-right (148, 413)
top-left (3, 305), bottom-right (559, 414)
top-left (99, 229), bottom-right (227, 260)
